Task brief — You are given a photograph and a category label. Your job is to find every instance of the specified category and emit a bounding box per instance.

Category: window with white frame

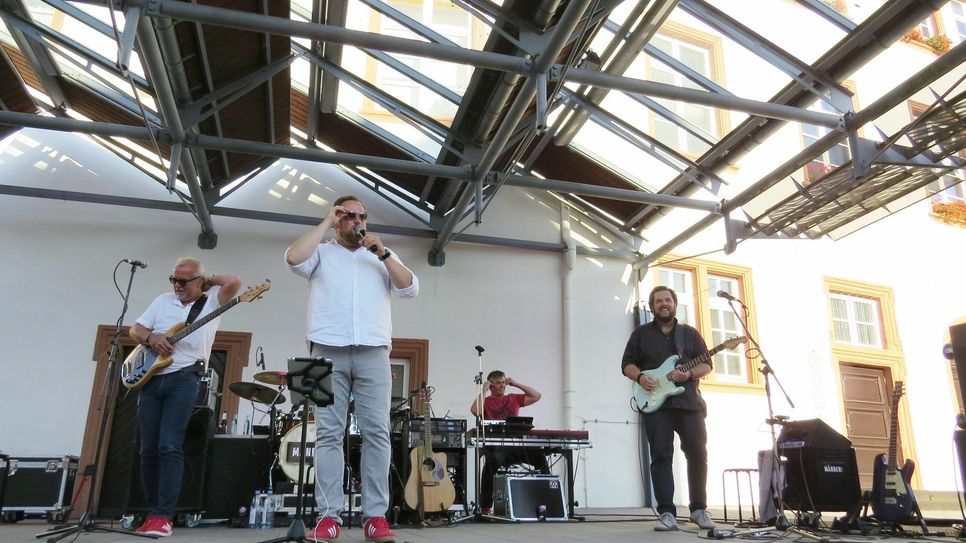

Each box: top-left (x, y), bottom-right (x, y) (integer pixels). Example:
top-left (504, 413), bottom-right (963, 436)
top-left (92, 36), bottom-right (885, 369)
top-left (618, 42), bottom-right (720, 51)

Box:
top-left (952, 1), bottom-right (966, 42)
top-left (371, 1), bottom-right (471, 120)
top-left (803, 96), bottom-right (851, 182)
top-left (657, 268), bottom-right (696, 326)
top-left (707, 275), bottom-right (746, 381)
top-left (648, 34), bottom-right (716, 156)
top-left (830, 292), bottom-right (883, 347)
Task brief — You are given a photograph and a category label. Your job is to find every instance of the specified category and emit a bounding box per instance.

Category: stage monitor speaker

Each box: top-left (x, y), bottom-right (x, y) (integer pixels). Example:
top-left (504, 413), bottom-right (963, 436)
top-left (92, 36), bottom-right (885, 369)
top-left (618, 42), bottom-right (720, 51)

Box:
top-left (778, 419), bottom-right (860, 512)
top-left (493, 475), bottom-right (567, 521)
top-left (203, 435), bottom-right (272, 519)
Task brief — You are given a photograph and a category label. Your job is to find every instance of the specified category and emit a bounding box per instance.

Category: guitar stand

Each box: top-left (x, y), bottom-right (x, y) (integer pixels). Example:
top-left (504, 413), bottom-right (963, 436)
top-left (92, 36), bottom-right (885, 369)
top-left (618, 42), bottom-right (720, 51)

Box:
top-left (256, 356), bottom-right (333, 543)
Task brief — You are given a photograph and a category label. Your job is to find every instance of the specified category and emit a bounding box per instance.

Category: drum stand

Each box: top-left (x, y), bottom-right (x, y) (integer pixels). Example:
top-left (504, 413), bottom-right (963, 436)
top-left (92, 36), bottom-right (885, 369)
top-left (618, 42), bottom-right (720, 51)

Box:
top-left (38, 261), bottom-right (157, 542)
top-left (257, 357), bottom-right (333, 543)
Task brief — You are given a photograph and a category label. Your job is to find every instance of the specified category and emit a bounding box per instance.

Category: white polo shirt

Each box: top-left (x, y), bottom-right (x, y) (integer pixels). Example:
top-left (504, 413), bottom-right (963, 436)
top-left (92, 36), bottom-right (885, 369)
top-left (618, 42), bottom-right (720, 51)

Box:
top-left (135, 286), bottom-right (223, 374)
top-left (286, 240), bottom-right (418, 347)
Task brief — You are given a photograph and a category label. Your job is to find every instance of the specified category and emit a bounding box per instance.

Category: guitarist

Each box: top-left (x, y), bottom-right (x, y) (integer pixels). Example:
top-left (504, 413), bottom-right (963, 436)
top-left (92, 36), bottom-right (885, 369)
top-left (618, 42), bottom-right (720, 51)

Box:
top-left (469, 370), bottom-right (548, 515)
top-left (128, 257), bottom-right (241, 537)
top-left (621, 286), bottom-right (716, 532)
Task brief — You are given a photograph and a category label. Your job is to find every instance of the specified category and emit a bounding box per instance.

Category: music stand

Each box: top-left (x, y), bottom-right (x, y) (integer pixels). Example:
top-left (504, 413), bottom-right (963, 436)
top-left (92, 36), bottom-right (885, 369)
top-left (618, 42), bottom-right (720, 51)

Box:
top-left (38, 261), bottom-right (157, 541)
top-left (257, 357), bottom-right (333, 543)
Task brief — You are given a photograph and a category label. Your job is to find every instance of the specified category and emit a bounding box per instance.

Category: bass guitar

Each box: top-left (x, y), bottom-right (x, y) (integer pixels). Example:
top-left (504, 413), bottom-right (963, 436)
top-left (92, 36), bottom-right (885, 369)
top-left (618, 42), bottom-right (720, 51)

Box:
top-left (631, 336), bottom-right (746, 414)
top-left (121, 280), bottom-right (271, 390)
top-left (871, 381), bottom-right (917, 524)
top-left (403, 387), bottom-right (456, 516)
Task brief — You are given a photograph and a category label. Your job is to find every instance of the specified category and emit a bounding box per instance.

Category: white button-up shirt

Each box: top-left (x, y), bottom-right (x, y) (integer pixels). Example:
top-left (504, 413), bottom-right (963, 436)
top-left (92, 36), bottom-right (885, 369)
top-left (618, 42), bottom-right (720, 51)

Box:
top-left (287, 240), bottom-right (418, 347)
top-left (135, 286), bottom-right (223, 373)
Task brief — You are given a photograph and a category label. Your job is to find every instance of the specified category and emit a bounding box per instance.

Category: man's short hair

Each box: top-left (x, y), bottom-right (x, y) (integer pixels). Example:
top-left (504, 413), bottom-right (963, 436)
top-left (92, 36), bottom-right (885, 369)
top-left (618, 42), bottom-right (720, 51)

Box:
top-left (647, 285), bottom-right (677, 310)
top-left (174, 257), bottom-right (205, 276)
top-left (334, 195), bottom-right (363, 207)
top-left (486, 370), bottom-right (506, 382)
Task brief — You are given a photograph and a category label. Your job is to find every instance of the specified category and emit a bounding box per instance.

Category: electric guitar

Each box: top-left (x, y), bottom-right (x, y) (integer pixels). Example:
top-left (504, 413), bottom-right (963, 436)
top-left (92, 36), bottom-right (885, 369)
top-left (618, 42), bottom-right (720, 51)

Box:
top-left (631, 336), bottom-right (746, 414)
top-left (871, 381), bottom-right (917, 524)
top-left (120, 280), bottom-right (271, 390)
top-left (403, 388), bottom-right (456, 515)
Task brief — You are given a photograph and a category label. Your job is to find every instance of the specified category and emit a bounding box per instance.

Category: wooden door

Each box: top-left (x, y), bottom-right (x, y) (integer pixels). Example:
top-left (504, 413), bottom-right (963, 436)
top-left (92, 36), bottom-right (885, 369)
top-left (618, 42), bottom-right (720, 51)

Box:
top-left (839, 363), bottom-right (896, 489)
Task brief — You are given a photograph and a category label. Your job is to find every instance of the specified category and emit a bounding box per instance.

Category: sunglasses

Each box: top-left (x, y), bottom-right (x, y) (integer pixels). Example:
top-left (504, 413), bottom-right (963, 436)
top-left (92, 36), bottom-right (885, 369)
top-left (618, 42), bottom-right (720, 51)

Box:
top-left (169, 275), bottom-right (204, 287)
top-left (343, 211), bottom-right (368, 221)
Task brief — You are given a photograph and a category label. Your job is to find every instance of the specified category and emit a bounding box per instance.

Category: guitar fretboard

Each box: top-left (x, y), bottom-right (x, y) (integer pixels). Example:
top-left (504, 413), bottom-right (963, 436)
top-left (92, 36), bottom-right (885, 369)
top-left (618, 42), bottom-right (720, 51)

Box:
top-left (168, 296), bottom-right (240, 345)
top-left (664, 343), bottom-right (729, 378)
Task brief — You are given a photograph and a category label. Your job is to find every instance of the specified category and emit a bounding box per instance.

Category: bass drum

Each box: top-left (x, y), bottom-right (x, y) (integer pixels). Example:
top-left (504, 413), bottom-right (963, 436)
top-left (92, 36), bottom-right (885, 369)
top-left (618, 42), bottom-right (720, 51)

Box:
top-left (279, 422), bottom-right (315, 484)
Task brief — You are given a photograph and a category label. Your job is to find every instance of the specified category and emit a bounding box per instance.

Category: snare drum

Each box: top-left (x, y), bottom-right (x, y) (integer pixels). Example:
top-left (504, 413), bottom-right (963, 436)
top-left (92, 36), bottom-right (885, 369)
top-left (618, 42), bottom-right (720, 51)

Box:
top-left (278, 422), bottom-right (315, 484)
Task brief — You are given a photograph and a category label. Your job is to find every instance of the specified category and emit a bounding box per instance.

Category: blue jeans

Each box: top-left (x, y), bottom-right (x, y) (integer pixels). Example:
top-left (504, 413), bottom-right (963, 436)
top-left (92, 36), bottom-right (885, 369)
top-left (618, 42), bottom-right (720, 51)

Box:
top-left (137, 369), bottom-right (200, 519)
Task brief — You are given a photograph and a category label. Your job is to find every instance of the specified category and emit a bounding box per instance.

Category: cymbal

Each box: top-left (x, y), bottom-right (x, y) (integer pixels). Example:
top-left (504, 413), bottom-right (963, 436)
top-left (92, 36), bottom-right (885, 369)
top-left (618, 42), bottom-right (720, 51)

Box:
top-left (253, 370), bottom-right (288, 386)
top-left (229, 381), bottom-right (285, 405)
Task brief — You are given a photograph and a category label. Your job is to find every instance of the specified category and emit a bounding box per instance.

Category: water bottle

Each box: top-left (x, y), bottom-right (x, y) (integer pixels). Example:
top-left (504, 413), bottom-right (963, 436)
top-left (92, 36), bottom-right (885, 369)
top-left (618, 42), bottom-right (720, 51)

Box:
top-left (247, 490), bottom-right (260, 528)
top-left (231, 414), bottom-right (238, 434)
top-left (244, 414), bottom-right (251, 436)
top-left (261, 489), bottom-right (275, 528)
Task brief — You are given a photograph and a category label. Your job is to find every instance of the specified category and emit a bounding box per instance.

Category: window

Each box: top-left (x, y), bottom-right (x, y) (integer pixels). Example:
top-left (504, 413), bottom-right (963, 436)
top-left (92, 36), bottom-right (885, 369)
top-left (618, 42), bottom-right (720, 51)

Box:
top-left (953, 1), bottom-right (966, 42)
top-left (918, 15), bottom-right (938, 39)
top-left (366, 0), bottom-right (473, 121)
top-left (802, 87), bottom-right (854, 184)
top-left (646, 28), bottom-right (723, 156)
top-left (829, 292), bottom-right (883, 347)
top-left (652, 258), bottom-right (758, 386)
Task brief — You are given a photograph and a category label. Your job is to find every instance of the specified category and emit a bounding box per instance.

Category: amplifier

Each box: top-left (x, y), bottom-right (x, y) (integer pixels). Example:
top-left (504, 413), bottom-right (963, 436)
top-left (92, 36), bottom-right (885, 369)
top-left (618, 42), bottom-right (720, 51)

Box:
top-left (493, 474), bottom-right (567, 521)
top-left (406, 418), bottom-right (466, 449)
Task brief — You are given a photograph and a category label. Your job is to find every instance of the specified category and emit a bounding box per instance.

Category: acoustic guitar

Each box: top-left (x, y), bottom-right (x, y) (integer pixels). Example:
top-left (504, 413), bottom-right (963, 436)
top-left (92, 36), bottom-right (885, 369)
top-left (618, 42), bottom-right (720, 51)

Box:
top-left (871, 381), bottom-right (917, 524)
top-left (120, 280), bottom-right (271, 390)
top-left (403, 387), bottom-right (456, 515)
top-left (631, 336), bottom-right (746, 414)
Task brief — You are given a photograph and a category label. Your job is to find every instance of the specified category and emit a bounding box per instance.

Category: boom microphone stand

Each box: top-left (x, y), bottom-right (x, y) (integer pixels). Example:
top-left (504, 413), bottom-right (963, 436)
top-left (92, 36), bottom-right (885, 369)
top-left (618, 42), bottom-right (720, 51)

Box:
top-left (722, 295), bottom-right (822, 541)
top-left (40, 260), bottom-right (157, 541)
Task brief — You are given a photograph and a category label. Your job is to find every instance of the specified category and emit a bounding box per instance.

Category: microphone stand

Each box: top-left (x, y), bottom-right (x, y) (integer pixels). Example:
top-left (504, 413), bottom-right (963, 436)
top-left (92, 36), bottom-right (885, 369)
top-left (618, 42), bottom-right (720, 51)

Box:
top-left (39, 261), bottom-right (157, 541)
top-left (724, 299), bottom-right (821, 540)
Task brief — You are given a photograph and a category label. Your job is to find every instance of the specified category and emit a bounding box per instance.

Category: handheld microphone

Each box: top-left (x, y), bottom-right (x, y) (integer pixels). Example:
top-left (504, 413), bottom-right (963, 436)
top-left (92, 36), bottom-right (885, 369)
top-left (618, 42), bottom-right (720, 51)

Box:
top-left (123, 258), bottom-right (147, 269)
top-left (354, 224), bottom-right (379, 253)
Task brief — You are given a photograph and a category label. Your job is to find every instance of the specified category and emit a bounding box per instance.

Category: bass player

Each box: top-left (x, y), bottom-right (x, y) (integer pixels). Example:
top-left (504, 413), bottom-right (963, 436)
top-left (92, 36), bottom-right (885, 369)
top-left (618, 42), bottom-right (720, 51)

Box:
top-left (621, 285), bottom-right (716, 532)
top-left (128, 257), bottom-right (240, 537)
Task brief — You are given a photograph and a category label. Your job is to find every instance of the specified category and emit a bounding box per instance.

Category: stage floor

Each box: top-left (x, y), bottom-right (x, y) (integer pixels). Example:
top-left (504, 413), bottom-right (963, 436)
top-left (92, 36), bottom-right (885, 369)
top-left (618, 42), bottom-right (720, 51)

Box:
top-left (3, 508), bottom-right (962, 543)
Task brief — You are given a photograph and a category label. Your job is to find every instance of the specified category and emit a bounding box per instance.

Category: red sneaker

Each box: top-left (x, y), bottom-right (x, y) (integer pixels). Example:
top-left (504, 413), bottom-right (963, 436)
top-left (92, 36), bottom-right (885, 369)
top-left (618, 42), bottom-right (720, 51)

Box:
top-left (363, 517), bottom-right (395, 543)
top-left (307, 517), bottom-right (340, 542)
top-left (135, 516), bottom-right (173, 537)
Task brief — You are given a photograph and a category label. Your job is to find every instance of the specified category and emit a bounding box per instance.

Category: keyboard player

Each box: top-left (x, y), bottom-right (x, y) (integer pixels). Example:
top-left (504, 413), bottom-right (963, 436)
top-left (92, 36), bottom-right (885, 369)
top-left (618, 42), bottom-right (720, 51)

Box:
top-left (469, 370), bottom-right (550, 515)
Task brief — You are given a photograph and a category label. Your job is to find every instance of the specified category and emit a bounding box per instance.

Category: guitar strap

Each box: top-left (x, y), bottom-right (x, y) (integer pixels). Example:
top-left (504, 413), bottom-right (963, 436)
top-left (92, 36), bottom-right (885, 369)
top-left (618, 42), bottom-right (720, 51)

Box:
top-left (185, 295), bottom-right (208, 325)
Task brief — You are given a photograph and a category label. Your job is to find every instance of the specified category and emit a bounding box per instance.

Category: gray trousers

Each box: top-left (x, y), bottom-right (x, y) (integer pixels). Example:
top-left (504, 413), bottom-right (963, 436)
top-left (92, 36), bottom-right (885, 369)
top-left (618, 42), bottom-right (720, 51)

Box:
top-left (311, 343), bottom-right (392, 521)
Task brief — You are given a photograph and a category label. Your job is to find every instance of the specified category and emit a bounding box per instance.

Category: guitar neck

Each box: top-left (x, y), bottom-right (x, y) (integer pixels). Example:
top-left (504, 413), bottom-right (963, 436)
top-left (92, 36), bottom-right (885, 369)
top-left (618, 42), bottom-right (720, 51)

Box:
top-left (678, 344), bottom-right (726, 373)
top-left (422, 402), bottom-right (433, 456)
top-left (887, 398), bottom-right (900, 471)
top-left (169, 296), bottom-right (239, 345)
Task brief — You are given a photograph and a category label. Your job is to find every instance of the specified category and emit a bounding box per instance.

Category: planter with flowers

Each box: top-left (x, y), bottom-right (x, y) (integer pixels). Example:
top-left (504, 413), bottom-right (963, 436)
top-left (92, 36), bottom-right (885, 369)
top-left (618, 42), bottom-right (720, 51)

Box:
top-left (902, 29), bottom-right (951, 55)
top-left (932, 200), bottom-right (966, 228)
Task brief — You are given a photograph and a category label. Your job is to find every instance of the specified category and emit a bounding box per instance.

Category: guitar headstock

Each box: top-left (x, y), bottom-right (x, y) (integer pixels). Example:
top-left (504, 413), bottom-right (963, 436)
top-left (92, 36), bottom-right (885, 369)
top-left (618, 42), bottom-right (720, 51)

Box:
top-left (723, 336), bottom-right (748, 350)
top-left (239, 280), bottom-right (271, 302)
top-left (892, 381), bottom-right (904, 401)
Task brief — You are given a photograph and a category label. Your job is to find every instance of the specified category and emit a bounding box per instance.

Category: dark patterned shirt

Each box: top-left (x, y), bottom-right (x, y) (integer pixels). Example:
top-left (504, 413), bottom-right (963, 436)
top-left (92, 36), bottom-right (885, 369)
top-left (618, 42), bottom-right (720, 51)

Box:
top-left (621, 319), bottom-right (710, 411)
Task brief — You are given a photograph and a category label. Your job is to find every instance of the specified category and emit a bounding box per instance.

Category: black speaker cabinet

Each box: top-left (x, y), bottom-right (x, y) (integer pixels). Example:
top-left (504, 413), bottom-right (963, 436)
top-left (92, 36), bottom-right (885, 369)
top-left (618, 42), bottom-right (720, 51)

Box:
top-left (98, 407), bottom-right (214, 517)
top-left (203, 435), bottom-right (272, 519)
top-left (778, 419), bottom-right (860, 512)
top-left (492, 475), bottom-right (567, 521)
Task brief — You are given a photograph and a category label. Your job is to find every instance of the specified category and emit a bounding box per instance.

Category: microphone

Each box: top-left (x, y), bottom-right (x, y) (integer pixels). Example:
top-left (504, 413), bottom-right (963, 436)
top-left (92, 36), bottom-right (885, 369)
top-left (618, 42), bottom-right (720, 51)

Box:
top-left (123, 258), bottom-right (147, 268)
top-left (354, 224), bottom-right (379, 253)
top-left (717, 290), bottom-right (738, 302)
top-left (474, 345), bottom-right (485, 354)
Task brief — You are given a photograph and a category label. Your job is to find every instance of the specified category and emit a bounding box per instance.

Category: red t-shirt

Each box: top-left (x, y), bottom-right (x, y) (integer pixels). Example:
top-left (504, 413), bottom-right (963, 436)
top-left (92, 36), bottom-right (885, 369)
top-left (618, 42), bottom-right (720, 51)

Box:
top-left (483, 393), bottom-right (525, 420)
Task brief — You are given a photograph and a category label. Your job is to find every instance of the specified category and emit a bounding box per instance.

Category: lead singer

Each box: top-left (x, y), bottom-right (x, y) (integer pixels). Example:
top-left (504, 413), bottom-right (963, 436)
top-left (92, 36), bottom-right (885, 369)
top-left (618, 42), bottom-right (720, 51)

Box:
top-left (286, 195), bottom-right (419, 543)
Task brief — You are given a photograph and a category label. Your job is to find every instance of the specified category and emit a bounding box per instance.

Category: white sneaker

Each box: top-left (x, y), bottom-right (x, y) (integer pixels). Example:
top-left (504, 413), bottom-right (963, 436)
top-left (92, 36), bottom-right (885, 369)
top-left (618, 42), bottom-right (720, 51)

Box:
top-left (690, 509), bottom-right (716, 529)
top-left (655, 512), bottom-right (679, 531)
